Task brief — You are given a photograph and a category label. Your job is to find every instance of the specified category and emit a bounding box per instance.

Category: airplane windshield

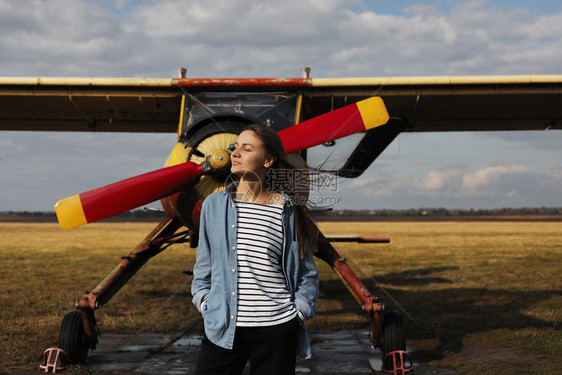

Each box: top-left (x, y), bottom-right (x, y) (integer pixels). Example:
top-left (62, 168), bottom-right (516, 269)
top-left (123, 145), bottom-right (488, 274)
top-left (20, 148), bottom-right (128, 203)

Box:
top-left (183, 92), bottom-right (299, 132)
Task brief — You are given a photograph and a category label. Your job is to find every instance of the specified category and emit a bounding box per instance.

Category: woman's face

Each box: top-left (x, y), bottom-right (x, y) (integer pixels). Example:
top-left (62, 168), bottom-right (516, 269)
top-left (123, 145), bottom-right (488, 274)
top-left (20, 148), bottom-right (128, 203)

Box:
top-left (230, 130), bottom-right (274, 179)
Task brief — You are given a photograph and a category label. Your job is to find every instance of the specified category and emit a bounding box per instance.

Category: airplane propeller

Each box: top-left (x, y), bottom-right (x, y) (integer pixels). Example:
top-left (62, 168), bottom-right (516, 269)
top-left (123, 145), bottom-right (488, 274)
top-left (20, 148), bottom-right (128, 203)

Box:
top-left (55, 96), bottom-right (388, 229)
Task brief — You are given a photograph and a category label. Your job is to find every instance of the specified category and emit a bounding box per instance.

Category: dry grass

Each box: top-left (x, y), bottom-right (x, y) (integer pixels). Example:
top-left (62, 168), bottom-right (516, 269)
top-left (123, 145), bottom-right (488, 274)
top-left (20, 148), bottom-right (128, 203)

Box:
top-left (0, 222), bottom-right (200, 368)
top-left (0, 221), bottom-right (561, 374)
top-left (316, 222), bottom-right (562, 374)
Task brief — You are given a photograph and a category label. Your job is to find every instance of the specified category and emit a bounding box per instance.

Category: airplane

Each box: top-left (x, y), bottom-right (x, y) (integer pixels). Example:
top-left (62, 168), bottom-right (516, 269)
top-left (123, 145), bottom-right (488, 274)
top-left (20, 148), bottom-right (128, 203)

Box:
top-left (1, 70), bottom-right (562, 374)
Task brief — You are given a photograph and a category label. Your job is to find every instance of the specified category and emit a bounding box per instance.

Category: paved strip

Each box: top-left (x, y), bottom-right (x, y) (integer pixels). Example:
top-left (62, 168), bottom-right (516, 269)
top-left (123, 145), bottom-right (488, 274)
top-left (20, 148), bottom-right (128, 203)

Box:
top-left (83, 329), bottom-right (454, 374)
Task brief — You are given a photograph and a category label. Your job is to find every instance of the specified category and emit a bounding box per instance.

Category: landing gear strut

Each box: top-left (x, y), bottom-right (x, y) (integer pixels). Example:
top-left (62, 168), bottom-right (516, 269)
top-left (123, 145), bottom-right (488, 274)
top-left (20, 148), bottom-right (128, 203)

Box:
top-left (316, 234), bottom-right (411, 373)
top-left (58, 216), bottom-right (187, 363)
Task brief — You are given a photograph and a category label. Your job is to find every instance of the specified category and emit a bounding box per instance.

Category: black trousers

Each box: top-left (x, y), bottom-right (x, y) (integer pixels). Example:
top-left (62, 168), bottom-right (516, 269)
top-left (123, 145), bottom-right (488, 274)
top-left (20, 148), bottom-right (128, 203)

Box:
top-left (195, 318), bottom-right (299, 375)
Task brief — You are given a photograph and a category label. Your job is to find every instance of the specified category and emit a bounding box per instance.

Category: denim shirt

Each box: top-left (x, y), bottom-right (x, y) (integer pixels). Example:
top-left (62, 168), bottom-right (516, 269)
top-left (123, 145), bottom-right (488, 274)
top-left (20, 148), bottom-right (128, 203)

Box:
top-left (191, 182), bottom-right (319, 359)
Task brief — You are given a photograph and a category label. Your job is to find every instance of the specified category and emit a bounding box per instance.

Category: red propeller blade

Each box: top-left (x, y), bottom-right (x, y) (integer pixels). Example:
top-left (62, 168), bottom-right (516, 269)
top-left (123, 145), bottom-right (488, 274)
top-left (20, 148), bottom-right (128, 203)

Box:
top-left (55, 162), bottom-right (203, 229)
top-left (278, 97), bottom-right (388, 154)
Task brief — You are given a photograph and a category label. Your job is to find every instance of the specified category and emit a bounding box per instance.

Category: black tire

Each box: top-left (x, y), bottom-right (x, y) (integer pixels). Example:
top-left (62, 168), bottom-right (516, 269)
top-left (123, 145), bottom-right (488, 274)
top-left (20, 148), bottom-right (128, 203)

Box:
top-left (380, 310), bottom-right (406, 370)
top-left (59, 311), bottom-right (89, 364)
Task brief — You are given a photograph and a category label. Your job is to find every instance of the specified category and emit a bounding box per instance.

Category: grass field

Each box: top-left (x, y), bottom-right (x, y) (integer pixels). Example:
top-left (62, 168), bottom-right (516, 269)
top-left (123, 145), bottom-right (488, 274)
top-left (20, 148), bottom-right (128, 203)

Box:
top-left (0, 221), bottom-right (561, 374)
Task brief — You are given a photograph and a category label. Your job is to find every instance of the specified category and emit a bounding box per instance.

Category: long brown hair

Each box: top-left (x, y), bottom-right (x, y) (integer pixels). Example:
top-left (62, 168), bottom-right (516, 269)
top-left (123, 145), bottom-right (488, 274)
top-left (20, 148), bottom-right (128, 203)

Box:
top-left (242, 124), bottom-right (318, 258)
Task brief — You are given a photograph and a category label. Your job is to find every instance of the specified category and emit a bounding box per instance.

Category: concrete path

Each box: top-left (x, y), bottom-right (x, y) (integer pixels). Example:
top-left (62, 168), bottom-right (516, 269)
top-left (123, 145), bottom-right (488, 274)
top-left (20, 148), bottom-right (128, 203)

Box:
top-left (82, 329), bottom-right (456, 374)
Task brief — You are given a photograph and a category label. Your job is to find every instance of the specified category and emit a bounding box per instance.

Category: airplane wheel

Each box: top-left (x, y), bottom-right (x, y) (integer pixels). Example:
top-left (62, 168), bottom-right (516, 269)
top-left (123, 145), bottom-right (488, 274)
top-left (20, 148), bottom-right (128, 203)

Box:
top-left (59, 311), bottom-right (89, 364)
top-left (380, 310), bottom-right (405, 370)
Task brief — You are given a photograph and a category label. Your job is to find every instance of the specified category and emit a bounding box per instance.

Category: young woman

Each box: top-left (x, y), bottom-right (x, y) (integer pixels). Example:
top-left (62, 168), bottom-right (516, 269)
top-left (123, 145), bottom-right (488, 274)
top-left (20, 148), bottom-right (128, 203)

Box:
top-left (191, 124), bottom-right (320, 375)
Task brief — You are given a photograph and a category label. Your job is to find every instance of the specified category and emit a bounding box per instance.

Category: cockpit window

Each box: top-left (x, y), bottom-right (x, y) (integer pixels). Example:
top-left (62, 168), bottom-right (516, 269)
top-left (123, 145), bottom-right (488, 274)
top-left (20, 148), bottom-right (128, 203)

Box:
top-left (182, 92), bottom-right (299, 134)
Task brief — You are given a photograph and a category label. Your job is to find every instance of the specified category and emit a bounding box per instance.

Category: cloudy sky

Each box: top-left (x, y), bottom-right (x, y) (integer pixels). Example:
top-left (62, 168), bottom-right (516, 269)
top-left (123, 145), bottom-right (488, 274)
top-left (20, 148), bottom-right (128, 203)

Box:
top-left (1, 0), bottom-right (561, 211)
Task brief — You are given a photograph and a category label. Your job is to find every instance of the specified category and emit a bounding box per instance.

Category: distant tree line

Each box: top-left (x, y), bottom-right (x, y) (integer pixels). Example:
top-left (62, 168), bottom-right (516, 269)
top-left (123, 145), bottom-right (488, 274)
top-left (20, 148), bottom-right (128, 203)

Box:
top-left (0, 211), bottom-right (58, 217)
top-left (1, 207), bottom-right (561, 220)
top-left (314, 206), bottom-right (562, 217)
top-left (0, 209), bottom-right (166, 220)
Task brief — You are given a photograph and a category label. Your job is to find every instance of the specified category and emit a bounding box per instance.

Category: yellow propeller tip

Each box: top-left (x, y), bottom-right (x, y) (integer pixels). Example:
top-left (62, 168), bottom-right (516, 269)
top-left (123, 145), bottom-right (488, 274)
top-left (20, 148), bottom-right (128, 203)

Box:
top-left (358, 97), bottom-right (390, 130)
top-left (54, 195), bottom-right (88, 229)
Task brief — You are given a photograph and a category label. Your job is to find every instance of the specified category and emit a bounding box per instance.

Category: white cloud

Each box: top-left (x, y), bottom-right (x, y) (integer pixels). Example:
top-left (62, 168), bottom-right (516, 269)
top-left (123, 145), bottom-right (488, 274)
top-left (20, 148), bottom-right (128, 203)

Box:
top-left (1, 0), bottom-right (562, 210)
top-left (334, 160), bottom-right (562, 210)
top-left (418, 171), bottom-right (452, 191)
top-left (461, 165), bottom-right (528, 191)
top-left (1, 0), bottom-right (561, 78)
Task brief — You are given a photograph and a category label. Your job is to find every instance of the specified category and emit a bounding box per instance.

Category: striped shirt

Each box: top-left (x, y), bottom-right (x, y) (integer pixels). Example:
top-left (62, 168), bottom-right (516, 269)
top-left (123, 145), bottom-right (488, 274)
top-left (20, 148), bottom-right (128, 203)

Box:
top-left (233, 198), bottom-right (297, 327)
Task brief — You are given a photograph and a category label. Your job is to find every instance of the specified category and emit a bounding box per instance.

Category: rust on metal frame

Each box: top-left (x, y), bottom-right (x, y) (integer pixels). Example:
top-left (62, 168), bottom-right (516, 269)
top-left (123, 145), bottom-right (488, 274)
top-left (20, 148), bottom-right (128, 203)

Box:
top-left (172, 77), bottom-right (312, 88)
top-left (76, 216), bottom-right (185, 311)
top-left (73, 216), bottom-right (187, 349)
top-left (316, 233), bottom-right (384, 347)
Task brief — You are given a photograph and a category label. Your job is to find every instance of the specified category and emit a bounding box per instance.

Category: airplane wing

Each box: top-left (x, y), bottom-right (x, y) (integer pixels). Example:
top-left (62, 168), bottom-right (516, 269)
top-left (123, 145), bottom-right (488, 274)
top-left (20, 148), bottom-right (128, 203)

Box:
top-left (0, 77), bottom-right (181, 132)
top-left (1, 75), bottom-right (561, 177)
top-left (308, 75), bottom-right (562, 132)
top-left (1, 75), bottom-right (561, 133)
